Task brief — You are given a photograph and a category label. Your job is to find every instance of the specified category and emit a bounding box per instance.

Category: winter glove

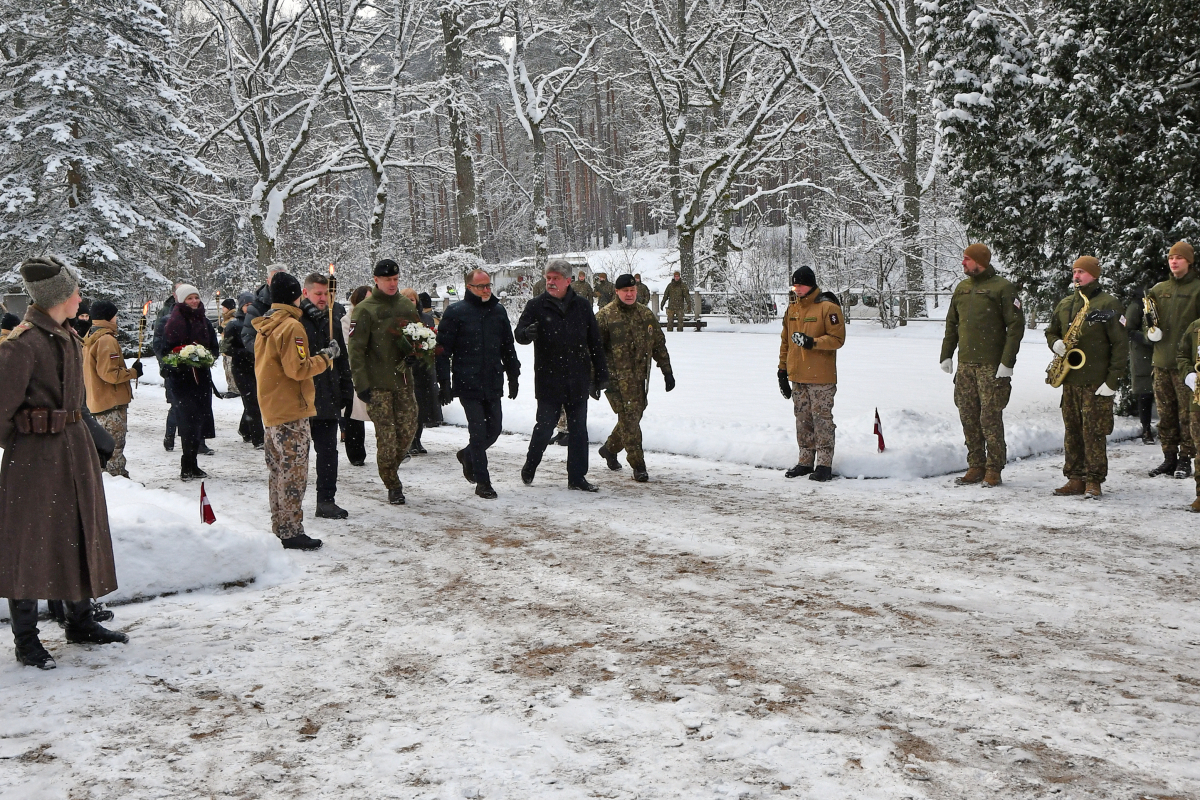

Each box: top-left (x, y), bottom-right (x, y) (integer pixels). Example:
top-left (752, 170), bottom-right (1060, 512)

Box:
top-left (357, 389), bottom-right (372, 405)
top-left (319, 339), bottom-right (341, 360)
top-left (1095, 383), bottom-right (1117, 396)
top-left (523, 320), bottom-right (539, 339)
top-left (940, 358), bottom-right (953, 374)
top-left (995, 364), bottom-right (1013, 379)
top-left (1147, 327), bottom-right (1164, 342)
top-left (438, 385), bottom-right (453, 406)
top-left (590, 380), bottom-right (608, 401)
top-left (791, 332), bottom-right (815, 349)
top-left (1187, 374), bottom-right (1197, 392)
top-left (131, 360), bottom-right (144, 378)
top-left (777, 369), bottom-right (792, 400)
top-left (82, 408), bottom-right (114, 469)
top-left (508, 375), bottom-right (519, 400)
top-left (1051, 339), bottom-right (1067, 357)
top-left (663, 371), bottom-right (676, 392)
top-left (404, 354), bottom-right (417, 368)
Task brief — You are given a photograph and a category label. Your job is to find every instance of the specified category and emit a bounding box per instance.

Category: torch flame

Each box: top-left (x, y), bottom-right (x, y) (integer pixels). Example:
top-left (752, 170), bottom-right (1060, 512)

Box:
top-left (329, 262), bottom-right (336, 276)
top-left (142, 300), bottom-right (152, 316)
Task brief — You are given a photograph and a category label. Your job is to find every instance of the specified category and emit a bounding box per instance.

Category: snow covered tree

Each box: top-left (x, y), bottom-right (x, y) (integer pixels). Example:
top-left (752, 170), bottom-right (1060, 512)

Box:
top-left (0, 0), bottom-right (207, 290)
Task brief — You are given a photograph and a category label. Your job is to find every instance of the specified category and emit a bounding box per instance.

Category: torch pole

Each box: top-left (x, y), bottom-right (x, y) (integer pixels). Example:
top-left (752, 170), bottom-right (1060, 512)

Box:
top-left (136, 301), bottom-right (149, 389)
top-left (328, 264), bottom-right (336, 343)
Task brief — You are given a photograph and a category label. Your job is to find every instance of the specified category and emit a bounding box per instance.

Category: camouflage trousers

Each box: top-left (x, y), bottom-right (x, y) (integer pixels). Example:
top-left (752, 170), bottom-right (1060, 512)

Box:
top-left (604, 388), bottom-right (648, 470)
top-left (1060, 383), bottom-right (1114, 483)
top-left (1188, 405), bottom-right (1200, 495)
top-left (954, 363), bottom-right (1012, 471)
top-left (792, 382), bottom-right (837, 468)
top-left (666, 308), bottom-right (685, 331)
top-left (367, 387), bottom-right (418, 490)
top-left (264, 419), bottom-right (311, 541)
top-left (222, 355), bottom-right (239, 396)
top-left (93, 405), bottom-right (128, 478)
top-left (1153, 367), bottom-right (1195, 457)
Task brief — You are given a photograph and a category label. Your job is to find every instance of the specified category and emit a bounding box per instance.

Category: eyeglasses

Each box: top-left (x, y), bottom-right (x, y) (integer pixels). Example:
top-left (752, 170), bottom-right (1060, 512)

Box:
top-left (468, 282), bottom-right (492, 289)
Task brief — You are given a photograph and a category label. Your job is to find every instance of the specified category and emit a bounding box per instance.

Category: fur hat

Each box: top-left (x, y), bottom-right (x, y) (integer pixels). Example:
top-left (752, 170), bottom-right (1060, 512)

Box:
top-left (1, 312), bottom-right (20, 332)
top-left (1169, 241), bottom-right (1194, 265)
top-left (90, 299), bottom-right (118, 322)
top-left (175, 284), bottom-right (200, 305)
top-left (374, 259), bottom-right (400, 277)
top-left (964, 243), bottom-right (992, 268)
top-left (614, 274), bottom-right (636, 290)
top-left (790, 266), bottom-right (817, 288)
top-left (270, 272), bottom-right (303, 306)
top-left (1072, 256), bottom-right (1101, 279)
top-left (21, 255), bottom-right (80, 309)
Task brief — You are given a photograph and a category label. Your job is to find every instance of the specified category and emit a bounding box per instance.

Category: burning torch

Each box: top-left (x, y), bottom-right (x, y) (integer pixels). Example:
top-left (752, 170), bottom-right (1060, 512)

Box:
top-left (328, 263), bottom-right (337, 341)
top-left (136, 300), bottom-right (151, 389)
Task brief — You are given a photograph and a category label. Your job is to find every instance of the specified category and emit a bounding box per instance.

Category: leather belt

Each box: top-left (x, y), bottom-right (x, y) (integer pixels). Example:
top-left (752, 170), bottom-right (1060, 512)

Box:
top-left (13, 408), bottom-right (82, 435)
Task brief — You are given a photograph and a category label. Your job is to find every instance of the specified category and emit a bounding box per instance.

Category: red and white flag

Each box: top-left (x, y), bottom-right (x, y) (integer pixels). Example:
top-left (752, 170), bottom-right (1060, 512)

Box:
top-left (873, 408), bottom-right (885, 453)
top-left (200, 482), bottom-right (216, 525)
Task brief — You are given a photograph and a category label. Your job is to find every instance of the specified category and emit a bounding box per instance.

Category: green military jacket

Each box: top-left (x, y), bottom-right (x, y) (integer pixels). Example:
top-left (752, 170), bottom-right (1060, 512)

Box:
top-left (1044, 282), bottom-right (1128, 389)
top-left (595, 279), bottom-right (616, 309)
top-left (596, 299), bottom-right (672, 400)
top-left (940, 266), bottom-right (1025, 368)
top-left (347, 287), bottom-right (422, 392)
top-left (1146, 269), bottom-right (1200, 369)
top-left (1175, 318), bottom-right (1200, 385)
top-left (636, 283), bottom-right (650, 305)
top-left (663, 279), bottom-right (690, 309)
top-left (572, 279), bottom-right (595, 306)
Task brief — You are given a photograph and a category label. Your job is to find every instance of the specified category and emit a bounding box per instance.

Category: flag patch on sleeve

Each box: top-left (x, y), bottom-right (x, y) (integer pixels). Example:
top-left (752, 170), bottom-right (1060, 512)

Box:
top-left (295, 337), bottom-right (306, 359)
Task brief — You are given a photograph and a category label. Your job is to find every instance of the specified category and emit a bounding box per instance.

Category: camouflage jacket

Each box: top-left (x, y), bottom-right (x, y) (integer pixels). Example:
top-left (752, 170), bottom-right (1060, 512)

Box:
top-left (663, 279), bottom-right (690, 309)
top-left (572, 279), bottom-right (595, 306)
top-left (636, 283), bottom-right (650, 305)
top-left (595, 279), bottom-right (616, 309)
top-left (596, 299), bottom-right (672, 399)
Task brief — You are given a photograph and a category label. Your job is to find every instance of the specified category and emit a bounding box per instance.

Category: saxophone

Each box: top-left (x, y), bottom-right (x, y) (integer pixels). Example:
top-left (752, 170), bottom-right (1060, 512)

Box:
top-left (1144, 296), bottom-right (1160, 340)
top-left (1046, 288), bottom-right (1090, 388)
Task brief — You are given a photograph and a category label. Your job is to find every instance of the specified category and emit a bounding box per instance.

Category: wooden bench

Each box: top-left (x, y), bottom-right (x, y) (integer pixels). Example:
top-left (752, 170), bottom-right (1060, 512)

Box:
top-left (665, 318), bottom-right (707, 331)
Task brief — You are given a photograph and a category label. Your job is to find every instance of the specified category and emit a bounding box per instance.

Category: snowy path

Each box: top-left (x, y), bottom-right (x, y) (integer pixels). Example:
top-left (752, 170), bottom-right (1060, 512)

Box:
top-left (2, 390), bottom-right (1199, 799)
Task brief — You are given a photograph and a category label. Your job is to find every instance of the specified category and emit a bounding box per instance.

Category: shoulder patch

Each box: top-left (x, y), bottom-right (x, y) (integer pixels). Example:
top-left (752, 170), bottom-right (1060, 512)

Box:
top-left (4, 321), bottom-right (33, 341)
top-left (295, 337), bottom-right (306, 360)
top-left (1119, 315), bottom-right (1126, 327)
top-left (829, 311), bottom-right (840, 326)
top-left (1013, 297), bottom-right (1022, 310)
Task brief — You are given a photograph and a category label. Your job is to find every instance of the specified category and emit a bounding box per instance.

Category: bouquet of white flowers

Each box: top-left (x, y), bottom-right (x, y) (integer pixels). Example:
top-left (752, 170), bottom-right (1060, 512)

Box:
top-left (402, 322), bottom-right (437, 367)
top-left (162, 343), bottom-right (216, 369)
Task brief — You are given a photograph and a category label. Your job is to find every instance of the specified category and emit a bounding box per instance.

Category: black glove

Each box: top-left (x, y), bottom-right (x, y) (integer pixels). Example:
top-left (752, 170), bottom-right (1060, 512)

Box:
top-left (131, 360), bottom-right (144, 378)
top-left (792, 332), bottom-right (815, 349)
top-left (663, 371), bottom-right (675, 392)
top-left (438, 385), bottom-right (453, 406)
top-left (523, 320), bottom-right (539, 339)
top-left (777, 369), bottom-right (792, 400)
top-left (404, 354), bottom-right (417, 368)
top-left (508, 375), bottom-right (519, 400)
top-left (82, 408), bottom-right (114, 468)
top-left (357, 389), bottom-right (372, 404)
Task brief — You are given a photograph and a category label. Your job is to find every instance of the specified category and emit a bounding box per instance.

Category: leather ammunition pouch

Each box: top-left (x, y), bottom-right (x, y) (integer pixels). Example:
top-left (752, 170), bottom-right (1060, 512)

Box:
top-left (13, 408), bottom-right (82, 435)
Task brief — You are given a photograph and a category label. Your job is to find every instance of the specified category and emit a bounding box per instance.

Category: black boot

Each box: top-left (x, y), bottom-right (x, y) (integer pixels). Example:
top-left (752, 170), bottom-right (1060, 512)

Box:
top-left (163, 432), bottom-right (175, 452)
top-left (316, 501), bottom-right (349, 519)
top-left (457, 449), bottom-right (476, 483)
top-left (47, 599), bottom-right (67, 626)
top-left (553, 431), bottom-right (569, 446)
top-left (64, 600), bottom-right (128, 645)
top-left (10, 600), bottom-right (54, 669)
top-left (281, 533), bottom-right (323, 550)
top-left (598, 445), bottom-right (622, 471)
top-left (785, 464), bottom-right (813, 478)
top-left (521, 459), bottom-right (537, 485)
top-left (1176, 459), bottom-right (1194, 480)
top-left (569, 479), bottom-right (599, 492)
top-left (388, 484), bottom-right (406, 505)
top-left (808, 465), bottom-right (833, 482)
top-left (1149, 450), bottom-right (1178, 477)
top-left (475, 481), bottom-right (498, 499)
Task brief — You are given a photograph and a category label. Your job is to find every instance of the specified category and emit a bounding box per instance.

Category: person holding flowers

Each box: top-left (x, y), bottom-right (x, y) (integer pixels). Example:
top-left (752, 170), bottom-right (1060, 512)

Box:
top-left (162, 284), bottom-right (219, 481)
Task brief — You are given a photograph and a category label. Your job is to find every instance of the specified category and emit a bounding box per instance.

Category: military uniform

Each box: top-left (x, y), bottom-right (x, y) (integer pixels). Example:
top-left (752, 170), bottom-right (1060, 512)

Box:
top-left (82, 318), bottom-right (138, 478)
top-left (1145, 265), bottom-right (1200, 469)
top-left (1174, 320), bottom-right (1200, 506)
top-left (663, 278), bottom-right (691, 331)
top-left (940, 260), bottom-right (1024, 481)
top-left (1045, 280), bottom-right (1127, 494)
top-left (779, 277), bottom-right (846, 475)
top-left (596, 298), bottom-right (672, 475)
top-left (572, 278), bottom-right (595, 307)
top-left (347, 286), bottom-right (422, 495)
top-left (594, 278), bottom-right (616, 310)
top-left (636, 282), bottom-right (650, 306)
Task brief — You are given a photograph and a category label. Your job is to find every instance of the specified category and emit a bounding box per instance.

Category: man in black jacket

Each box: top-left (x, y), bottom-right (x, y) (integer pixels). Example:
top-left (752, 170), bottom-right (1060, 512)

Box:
top-left (151, 291), bottom-right (178, 451)
top-left (222, 292), bottom-right (264, 448)
top-left (436, 269), bottom-right (520, 499)
top-left (240, 264), bottom-right (289, 354)
top-left (515, 259), bottom-right (609, 491)
top-left (300, 273), bottom-right (355, 519)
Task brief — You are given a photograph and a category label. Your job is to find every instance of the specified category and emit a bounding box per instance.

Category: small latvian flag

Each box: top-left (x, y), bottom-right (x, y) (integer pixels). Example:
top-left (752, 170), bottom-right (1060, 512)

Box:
top-left (200, 482), bottom-right (217, 525)
top-left (874, 408), bottom-right (885, 453)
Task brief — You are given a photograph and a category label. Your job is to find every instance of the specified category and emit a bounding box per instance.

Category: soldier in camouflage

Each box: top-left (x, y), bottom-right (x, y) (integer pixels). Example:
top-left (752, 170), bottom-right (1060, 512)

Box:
top-left (572, 271), bottom-right (595, 307)
top-left (1174, 304), bottom-right (1200, 511)
top-left (596, 274), bottom-right (674, 481)
top-left (1045, 257), bottom-right (1128, 499)
top-left (594, 273), bottom-right (616, 309)
top-left (663, 271), bottom-right (690, 331)
top-left (1145, 241), bottom-right (1200, 479)
top-left (940, 243), bottom-right (1025, 487)
top-left (634, 274), bottom-right (650, 306)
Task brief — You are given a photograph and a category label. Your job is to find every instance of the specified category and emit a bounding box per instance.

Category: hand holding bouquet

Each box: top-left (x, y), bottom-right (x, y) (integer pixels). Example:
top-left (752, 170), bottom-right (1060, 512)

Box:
top-left (402, 322), bottom-right (437, 367)
top-left (163, 344), bottom-right (216, 369)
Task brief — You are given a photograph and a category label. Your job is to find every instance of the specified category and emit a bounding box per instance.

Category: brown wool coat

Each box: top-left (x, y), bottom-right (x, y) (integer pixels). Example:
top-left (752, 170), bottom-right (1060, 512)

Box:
top-left (778, 288), bottom-right (847, 385)
top-left (83, 319), bottom-right (136, 413)
top-left (0, 307), bottom-right (118, 601)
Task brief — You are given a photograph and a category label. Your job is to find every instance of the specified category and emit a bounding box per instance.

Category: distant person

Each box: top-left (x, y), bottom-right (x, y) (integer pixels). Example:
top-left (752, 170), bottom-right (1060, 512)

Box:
top-left (634, 274), bottom-right (650, 306)
top-left (340, 286), bottom-right (372, 466)
top-left (69, 298), bottom-right (91, 337)
top-left (222, 292), bottom-right (264, 448)
top-left (241, 264), bottom-right (289, 354)
top-left (1126, 287), bottom-right (1156, 444)
top-left (151, 288), bottom-right (178, 450)
top-left (162, 284), bottom-right (220, 481)
top-left (82, 299), bottom-right (142, 479)
top-left (0, 312), bottom-right (21, 341)
top-left (572, 271), bottom-right (595, 307)
top-left (663, 271), bottom-right (690, 331)
top-left (401, 288), bottom-right (440, 455)
top-left (594, 272), bottom-right (616, 308)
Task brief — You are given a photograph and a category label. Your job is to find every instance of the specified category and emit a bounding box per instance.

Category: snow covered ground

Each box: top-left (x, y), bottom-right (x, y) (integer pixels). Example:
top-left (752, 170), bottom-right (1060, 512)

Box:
top-left (1, 330), bottom-right (1195, 800)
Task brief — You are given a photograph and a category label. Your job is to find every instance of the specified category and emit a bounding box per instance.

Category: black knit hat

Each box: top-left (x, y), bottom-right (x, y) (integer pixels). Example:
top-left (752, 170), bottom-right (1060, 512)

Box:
top-left (374, 258), bottom-right (400, 277)
top-left (418, 292), bottom-right (432, 309)
top-left (221, 298), bottom-right (236, 310)
top-left (614, 274), bottom-right (636, 290)
top-left (791, 267), bottom-right (817, 288)
top-left (271, 271), bottom-right (303, 306)
top-left (1, 312), bottom-right (19, 331)
top-left (77, 299), bottom-right (92, 316)
top-left (90, 299), bottom-right (118, 322)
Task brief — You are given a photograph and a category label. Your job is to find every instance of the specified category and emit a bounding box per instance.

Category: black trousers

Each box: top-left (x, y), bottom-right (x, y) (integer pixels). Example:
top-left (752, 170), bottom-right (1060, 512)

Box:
top-left (164, 380), bottom-right (177, 439)
top-left (240, 390), bottom-right (264, 445)
top-left (1139, 392), bottom-right (1155, 431)
top-left (310, 418), bottom-right (340, 503)
top-left (460, 396), bottom-right (504, 485)
top-left (341, 418), bottom-right (366, 464)
top-left (527, 398), bottom-right (589, 484)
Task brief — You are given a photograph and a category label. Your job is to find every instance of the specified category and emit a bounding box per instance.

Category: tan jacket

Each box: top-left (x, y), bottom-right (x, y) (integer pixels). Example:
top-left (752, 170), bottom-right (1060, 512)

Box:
top-left (83, 319), bottom-right (136, 413)
top-left (778, 288), bottom-right (846, 384)
top-left (252, 304), bottom-right (332, 427)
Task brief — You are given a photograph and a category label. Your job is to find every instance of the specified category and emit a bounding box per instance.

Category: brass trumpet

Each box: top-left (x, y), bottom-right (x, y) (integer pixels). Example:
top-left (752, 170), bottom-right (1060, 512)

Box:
top-left (1144, 295), bottom-right (1160, 340)
top-left (1046, 288), bottom-right (1090, 388)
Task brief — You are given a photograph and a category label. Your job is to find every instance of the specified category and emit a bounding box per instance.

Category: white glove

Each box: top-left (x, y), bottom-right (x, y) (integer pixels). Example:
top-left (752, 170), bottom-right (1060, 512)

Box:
top-left (940, 359), bottom-right (953, 374)
top-left (1052, 339), bottom-right (1067, 356)
top-left (1095, 383), bottom-right (1116, 396)
top-left (1187, 373), bottom-right (1197, 392)
top-left (995, 364), bottom-right (1013, 379)
top-left (1147, 328), bottom-right (1163, 342)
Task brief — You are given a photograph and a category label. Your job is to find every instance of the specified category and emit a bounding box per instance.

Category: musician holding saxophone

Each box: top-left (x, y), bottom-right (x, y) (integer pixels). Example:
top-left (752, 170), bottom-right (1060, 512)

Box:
top-left (1173, 300), bottom-right (1200, 512)
top-left (1144, 241), bottom-right (1200, 479)
top-left (1045, 256), bottom-right (1128, 499)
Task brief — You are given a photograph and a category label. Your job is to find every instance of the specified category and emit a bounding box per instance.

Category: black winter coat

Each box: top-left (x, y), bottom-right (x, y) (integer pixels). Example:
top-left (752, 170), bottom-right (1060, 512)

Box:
top-left (416, 311), bottom-right (443, 425)
top-left (151, 296), bottom-right (176, 364)
top-left (299, 299), bottom-right (354, 419)
top-left (221, 311), bottom-right (256, 392)
top-left (240, 284), bottom-right (271, 355)
top-left (437, 291), bottom-right (520, 400)
top-left (514, 288), bottom-right (607, 404)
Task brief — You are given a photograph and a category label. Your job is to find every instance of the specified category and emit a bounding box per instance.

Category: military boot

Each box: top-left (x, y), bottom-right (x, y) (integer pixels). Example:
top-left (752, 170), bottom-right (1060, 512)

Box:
top-left (475, 482), bottom-right (498, 499)
top-left (1084, 481), bottom-right (1102, 499)
top-left (955, 467), bottom-right (985, 485)
top-left (598, 445), bottom-right (622, 471)
top-left (1141, 425), bottom-right (1156, 445)
top-left (315, 502), bottom-right (349, 519)
top-left (281, 533), bottom-right (323, 551)
top-left (64, 600), bottom-right (128, 645)
top-left (456, 449), bottom-right (476, 483)
top-left (1149, 450), bottom-right (1178, 477)
top-left (785, 464), bottom-right (813, 478)
top-left (521, 459), bottom-right (537, 485)
top-left (388, 484), bottom-right (406, 505)
top-left (1053, 479), bottom-right (1086, 496)
top-left (809, 466), bottom-right (833, 482)
top-left (1175, 459), bottom-right (1193, 480)
top-left (9, 600), bottom-right (54, 670)
top-left (982, 469), bottom-right (1003, 487)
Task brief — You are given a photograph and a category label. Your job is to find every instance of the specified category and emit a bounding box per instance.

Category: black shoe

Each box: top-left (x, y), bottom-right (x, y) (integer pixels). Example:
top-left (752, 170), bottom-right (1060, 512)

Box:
top-left (1141, 428), bottom-right (1156, 445)
top-left (521, 461), bottom-right (536, 485)
top-left (569, 480), bottom-right (599, 492)
top-left (91, 601), bottom-right (113, 623)
top-left (163, 435), bottom-right (175, 452)
top-left (65, 620), bottom-right (129, 645)
top-left (281, 533), bottom-right (323, 551)
top-left (1150, 453), bottom-right (1178, 477)
top-left (785, 464), bottom-right (813, 478)
top-left (632, 470), bottom-right (649, 483)
top-left (388, 486), bottom-right (406, 505)
top-left (14, 640), bottom-right (55, 669)
top-left (1175, 460), bottom-right (1193, 479)
top-left (315, 502), bottom-right (349, 519)
top-left (199, 444), bottom-right (215, 456)
top-left (808, 465), bottom-right (833, 482)
top-left (181, 462), bottom-right (208, 481)
top-left (457, 449), bottom-right (476, 484)
top-left (475, 482), bottom-right (498, 499)
top-left (254, 442), bottom-right (265, 451)
top-left (553, 431), bottom-right (569, 446)
top-left (410, 442), bottom-right (427, 455)
top-left (598, 445), bottom-right (622, 471)
top-left (349, 459), bottom-right (366, 467)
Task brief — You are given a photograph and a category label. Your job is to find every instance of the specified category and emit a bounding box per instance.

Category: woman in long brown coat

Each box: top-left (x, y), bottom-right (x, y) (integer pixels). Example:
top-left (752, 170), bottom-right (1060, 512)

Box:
top-left (0, 257), bottom-right (127, 670)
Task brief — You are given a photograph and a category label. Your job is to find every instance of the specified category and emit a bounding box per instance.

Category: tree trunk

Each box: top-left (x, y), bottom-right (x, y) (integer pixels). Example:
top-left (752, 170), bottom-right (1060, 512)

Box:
top-left (252, 213), bottom-right (275, 267)
top-left (899, 0), bottom-right (924, 318)
top-left (440, 4), bottom-right (479, 251)
top-left (532, 124), bottom-right (549, 271)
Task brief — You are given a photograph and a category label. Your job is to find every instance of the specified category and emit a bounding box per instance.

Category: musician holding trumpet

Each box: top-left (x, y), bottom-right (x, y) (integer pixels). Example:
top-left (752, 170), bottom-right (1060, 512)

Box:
top-left (1045, 256), bottom-right (1127, 498)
